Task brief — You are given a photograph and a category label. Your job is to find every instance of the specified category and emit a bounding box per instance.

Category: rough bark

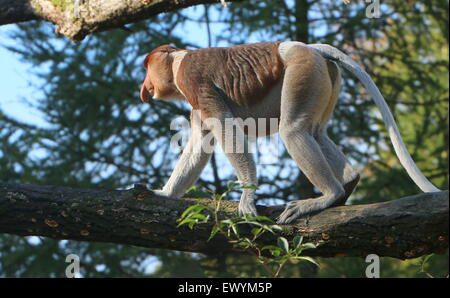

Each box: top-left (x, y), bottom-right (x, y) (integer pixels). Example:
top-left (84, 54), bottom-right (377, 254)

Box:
top-left (0, 182), bottom-right (448, 259)
top-left (0, 0), bottom-right (243, 41)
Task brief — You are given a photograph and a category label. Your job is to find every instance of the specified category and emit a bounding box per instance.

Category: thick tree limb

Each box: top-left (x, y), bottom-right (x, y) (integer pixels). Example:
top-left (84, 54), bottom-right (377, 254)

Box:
top-left (0, 182), bottom-right (448, 259)
top-left (0, 0), bottom-right (243, 41)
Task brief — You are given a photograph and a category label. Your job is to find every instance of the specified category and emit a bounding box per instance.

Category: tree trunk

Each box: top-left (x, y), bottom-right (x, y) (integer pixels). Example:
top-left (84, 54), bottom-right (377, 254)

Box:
top-left (0, 182), bottom-right (448, 259)
top-left (0, 0), bottom-right (243, 41)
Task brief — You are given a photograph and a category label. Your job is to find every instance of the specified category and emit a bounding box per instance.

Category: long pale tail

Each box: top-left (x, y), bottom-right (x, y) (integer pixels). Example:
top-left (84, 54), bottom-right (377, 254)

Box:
top-left (308, 43), bottom-right (440, 193)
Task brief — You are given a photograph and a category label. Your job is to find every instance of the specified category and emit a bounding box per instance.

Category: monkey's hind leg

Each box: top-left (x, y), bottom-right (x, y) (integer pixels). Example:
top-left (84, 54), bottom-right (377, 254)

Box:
top-left (277, 125), bottom-right (346, 224)
top-left (315, 132), bottom-right (360, 206)
top-left (313, 59), bottom-right (360, 206)
top-left (276, 54), bottom-right (345, 224)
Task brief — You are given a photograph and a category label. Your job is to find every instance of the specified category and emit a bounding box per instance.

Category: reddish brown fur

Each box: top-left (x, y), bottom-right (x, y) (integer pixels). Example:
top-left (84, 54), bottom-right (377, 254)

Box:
top-left (176, 42), bottom-right (283, 109)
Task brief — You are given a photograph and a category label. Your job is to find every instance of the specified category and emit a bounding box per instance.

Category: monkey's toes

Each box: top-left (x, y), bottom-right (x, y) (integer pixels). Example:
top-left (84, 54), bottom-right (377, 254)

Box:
top-left (276, 202), bottom-right (303, 224)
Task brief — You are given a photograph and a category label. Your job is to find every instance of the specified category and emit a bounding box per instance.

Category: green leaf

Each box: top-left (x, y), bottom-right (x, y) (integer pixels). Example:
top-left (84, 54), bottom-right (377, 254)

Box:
top-left (261, 245), bottom-right (280, 251)
top-left (270, 225), bottom-right (283, 231)
top-left (208, 225), bottom-right (221, 242)
top-left (420, 254), bottom-right (434, 271)
top-left (277, 237), bottom-right (289, 254)
top-left (422, 254), bottom-right (433, 264)
top-left (178, 204), bottom-right (206, 221)
top-left (221, 219), bottom-right (233, 225)
top-left (297, 256), bottom-right (320, 267)
top-left (247, 216), bottom-right (274, 223)
top-left (301, 242), bottom-right (317, 250)
top-left (185, 186), bottom-right (198, 192)
top-left (241, 184), bottom-right (258, 190)
top-left (213, 194), bottom-right (222, 201)
top-left (251, 228), bottom-right (263, 237)
top-left (176, 218), bottom-right (196, 228)
top-left (230, 224), bottom-right (240, 237)
top-left (293, 236), bottom-right (303, 249)
top-left (227, 181), bottom-right (240, 190)
top-left (262, 245), bottom-right (283, 257)
top-left (272, 250), bottom-right (281, 257)
top-left (238, 241), bottom-right (250, 247)
top-left (189, 213), bottom-right (207, 221)
top-left (229, 216), bottom-right (245, 224)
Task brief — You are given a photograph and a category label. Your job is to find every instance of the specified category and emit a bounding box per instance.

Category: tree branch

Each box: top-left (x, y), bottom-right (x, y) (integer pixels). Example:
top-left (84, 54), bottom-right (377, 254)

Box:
top-left (0, 182), bottom-right (448, 259)
top-left (0, 0), bottom-right (243, 41)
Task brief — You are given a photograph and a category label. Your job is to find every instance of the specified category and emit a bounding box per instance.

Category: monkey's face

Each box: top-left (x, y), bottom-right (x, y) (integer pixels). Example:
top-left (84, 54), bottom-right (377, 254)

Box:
top-left (140, 45), bottom-right (183, 102)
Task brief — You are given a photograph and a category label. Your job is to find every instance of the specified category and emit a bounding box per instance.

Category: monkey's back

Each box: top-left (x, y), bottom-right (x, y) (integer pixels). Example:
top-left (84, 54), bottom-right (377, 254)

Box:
top-left (176, 42), bottom-right (284, 109)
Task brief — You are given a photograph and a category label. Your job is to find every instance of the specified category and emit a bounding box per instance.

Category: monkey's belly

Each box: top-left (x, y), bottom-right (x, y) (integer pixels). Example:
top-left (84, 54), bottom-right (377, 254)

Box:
top-left (229, 80), bottom-right (282, 137)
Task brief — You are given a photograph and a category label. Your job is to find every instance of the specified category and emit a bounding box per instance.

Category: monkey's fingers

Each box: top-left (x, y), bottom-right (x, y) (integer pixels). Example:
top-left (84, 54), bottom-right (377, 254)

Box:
top-left (152, 189), bottom-right (169, 197)
top-left (238, 200), bottom-right (258, 217)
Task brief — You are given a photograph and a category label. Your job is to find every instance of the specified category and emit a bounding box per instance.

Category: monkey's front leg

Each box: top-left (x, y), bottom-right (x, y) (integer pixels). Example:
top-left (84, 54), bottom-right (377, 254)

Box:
top-left (204, 113), bottom-right (258, 217)
top-left (154, 121), bottom-right (214, 199)
top-left (227, 152), bottom-right (258, 217)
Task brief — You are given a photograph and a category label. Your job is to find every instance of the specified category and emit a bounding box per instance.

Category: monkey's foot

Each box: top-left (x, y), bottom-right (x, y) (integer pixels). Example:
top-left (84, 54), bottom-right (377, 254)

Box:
top-left (333, 174), bottom-right (360, 206)
top-left (276, 198), bottom-right (330, 224)
top-left (276, 202), bottom-right (305, 224)
top-left (238, 199), bottom-right (258, 217)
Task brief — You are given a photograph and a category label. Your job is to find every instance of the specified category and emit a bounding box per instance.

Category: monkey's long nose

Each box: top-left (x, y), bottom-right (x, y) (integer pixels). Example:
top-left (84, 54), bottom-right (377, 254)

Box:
top-left (140, 84), bottom-right (150, 103)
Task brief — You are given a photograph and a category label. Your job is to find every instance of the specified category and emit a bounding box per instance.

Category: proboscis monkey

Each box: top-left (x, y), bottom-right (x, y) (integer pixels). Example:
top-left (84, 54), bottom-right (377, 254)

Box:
top-left (140, 42), bottom-right (440, 224)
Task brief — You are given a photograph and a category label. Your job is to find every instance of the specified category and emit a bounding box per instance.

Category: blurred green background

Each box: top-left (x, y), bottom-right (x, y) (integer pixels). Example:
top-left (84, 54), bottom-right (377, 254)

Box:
top-left (0, 0), bottom-right (448, 277)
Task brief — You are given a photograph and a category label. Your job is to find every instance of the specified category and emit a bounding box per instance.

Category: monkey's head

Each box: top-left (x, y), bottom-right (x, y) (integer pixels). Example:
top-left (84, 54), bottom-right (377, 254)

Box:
top-left (140, 45), bottom-right (183, 102)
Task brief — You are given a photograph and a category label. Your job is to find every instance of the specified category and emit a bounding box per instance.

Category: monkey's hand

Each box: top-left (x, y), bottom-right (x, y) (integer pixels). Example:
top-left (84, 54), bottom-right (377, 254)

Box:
top-left (151, 189), bottom-right (171, 197)
top-left (238, 197), bottom-right (258, 217)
